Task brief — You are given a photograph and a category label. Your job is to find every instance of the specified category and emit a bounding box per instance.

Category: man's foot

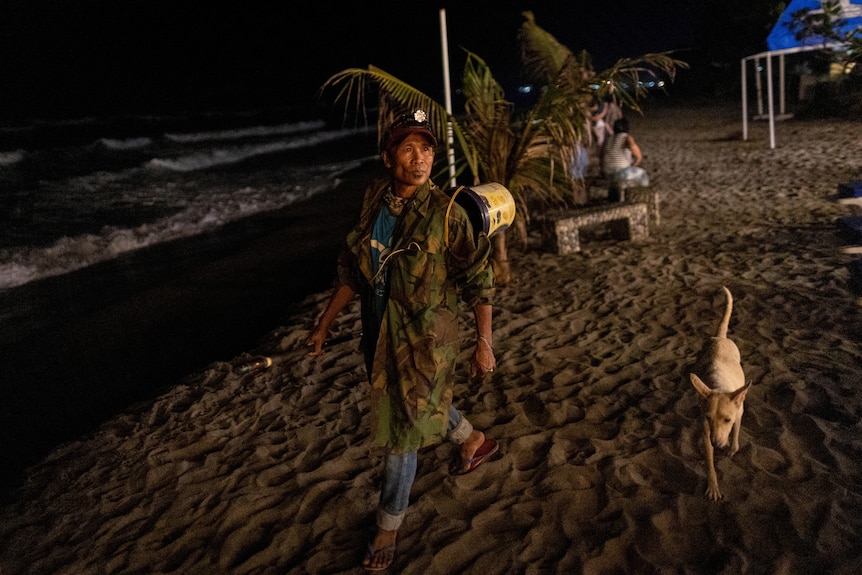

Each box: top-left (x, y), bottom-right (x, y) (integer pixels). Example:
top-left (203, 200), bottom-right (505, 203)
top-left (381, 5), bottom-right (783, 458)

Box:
top-left (452, 431), bottom-right (499, 475)
top-left (363, 529), bottom-right (396, 571)
top-left (461, 430), bottom-right (485, 462)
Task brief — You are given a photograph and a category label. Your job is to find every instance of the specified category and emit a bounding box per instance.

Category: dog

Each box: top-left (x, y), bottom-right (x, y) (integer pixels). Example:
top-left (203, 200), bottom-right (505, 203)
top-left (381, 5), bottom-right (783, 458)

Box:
top-left (690, 286), bottom-right (751, 501)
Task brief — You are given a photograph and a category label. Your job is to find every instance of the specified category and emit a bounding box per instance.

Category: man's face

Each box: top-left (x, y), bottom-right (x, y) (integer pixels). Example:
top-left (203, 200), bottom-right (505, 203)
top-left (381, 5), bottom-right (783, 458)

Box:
top-left (384, 133), bottom-right (435, 189)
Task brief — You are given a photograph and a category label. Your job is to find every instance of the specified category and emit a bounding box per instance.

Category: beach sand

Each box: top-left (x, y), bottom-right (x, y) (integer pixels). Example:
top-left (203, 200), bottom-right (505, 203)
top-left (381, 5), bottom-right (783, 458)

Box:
top-left (1, 100), bottom-right (861, 574)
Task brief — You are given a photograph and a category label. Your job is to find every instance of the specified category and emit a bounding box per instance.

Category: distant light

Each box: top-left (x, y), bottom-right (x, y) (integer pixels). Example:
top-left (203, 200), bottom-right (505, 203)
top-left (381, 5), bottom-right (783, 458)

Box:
top-left (518, 85), bottom-right (533, 94)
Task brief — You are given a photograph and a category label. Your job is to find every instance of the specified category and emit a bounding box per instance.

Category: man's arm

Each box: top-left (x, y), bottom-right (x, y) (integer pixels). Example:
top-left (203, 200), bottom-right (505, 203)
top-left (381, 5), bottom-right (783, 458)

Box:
top-left (471, 303), bottom-right (496, 377)
top-left (306, 284), bottom-right (356, 356)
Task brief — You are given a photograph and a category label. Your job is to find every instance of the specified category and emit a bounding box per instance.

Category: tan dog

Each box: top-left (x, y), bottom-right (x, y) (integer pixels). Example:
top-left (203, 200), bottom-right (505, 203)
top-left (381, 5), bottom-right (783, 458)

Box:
top-left (690, 286), bottom-right (751, 500)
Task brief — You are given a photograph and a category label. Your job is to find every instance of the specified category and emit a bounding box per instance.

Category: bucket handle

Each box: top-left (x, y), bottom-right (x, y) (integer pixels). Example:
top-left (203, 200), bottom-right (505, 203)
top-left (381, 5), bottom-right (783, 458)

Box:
top-left (443, 185), bottom-right (467, 249)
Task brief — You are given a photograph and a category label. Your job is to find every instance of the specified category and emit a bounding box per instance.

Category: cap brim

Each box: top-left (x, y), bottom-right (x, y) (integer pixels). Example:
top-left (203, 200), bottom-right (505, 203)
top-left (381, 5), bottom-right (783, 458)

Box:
top-left (385, 126), bottom-right (437, 150)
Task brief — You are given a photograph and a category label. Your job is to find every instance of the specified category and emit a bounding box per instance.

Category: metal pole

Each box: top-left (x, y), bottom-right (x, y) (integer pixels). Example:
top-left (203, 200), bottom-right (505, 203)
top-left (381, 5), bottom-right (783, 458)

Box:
top-left (767, 54), bottom-right (776, 149)
top-left (439, 9), bottom-right (457, 188)
top-left (755, 57), bottom-right (764, 117)
top-left (741, 58), bottom-right (748, 140)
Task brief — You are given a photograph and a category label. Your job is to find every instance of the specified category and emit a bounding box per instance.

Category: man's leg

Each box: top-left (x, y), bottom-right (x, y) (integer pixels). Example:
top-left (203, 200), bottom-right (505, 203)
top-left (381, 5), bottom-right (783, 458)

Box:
top-left (365, 450), bottom-right (416, 570)
top-left (447, 406), bottom-right (489, 472)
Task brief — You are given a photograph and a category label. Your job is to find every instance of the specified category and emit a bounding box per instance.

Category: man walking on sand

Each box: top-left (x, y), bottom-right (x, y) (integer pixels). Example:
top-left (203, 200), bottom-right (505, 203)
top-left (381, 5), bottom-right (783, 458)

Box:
top-left (306, 109), bottom-right (499, 571)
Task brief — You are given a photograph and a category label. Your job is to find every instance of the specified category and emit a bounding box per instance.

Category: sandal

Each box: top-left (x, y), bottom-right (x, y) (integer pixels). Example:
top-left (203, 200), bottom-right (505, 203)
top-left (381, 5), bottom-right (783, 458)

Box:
top-left (363, 542), bottom-right (396, 571)
top-left (451, 438), bottom-right (499, 476)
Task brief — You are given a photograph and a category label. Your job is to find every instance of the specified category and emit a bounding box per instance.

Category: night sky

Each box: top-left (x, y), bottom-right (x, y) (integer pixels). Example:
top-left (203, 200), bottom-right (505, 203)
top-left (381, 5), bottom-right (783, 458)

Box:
top-left (0, 1), bottom-right (771, 121)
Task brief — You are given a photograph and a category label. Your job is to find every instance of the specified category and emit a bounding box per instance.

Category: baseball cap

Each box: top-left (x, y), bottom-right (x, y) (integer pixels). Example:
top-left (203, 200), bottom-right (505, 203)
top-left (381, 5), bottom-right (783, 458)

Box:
top-left (382, 109), bottom-right (438, 151)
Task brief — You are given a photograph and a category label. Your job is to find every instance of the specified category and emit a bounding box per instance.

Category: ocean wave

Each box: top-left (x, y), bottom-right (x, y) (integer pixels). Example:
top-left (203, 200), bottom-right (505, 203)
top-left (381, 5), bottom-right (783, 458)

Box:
top-left (99, 137), bottom-right (153, 150)
top-left (0, 158), bottom-right (369, 290)
top-left (146, 128), bottom-right (365, 172)
top-left (0, 149), bottom-right (25, 166)
top-left (165, 120), bottom-right (327, 143)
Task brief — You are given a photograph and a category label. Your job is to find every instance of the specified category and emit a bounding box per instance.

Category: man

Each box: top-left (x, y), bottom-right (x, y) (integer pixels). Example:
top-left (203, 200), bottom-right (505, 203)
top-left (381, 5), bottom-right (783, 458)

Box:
top-left (306, 110), bottom-right (499, 571)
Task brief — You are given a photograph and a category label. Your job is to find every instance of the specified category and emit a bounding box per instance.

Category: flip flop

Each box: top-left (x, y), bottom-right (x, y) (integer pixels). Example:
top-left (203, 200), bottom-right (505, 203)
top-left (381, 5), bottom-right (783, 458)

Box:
top-left (452, 438), bottom-right (499, 476)
top-left (363, 542), bottom-right (396, 572)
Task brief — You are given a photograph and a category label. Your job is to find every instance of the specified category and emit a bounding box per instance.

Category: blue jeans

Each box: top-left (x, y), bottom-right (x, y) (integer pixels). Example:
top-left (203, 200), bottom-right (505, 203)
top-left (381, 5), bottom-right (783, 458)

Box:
top-left (376, 405), bottom-right (473, 531)
top-left (613, 166), bottom-right (650, 187)
top-left (571, 145), bottom-right (589, 179)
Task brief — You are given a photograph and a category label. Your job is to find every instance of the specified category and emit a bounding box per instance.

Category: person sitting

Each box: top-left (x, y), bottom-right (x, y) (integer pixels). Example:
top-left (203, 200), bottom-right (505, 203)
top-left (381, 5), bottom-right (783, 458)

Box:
top-left (601, 117), bottom-right (649, 201)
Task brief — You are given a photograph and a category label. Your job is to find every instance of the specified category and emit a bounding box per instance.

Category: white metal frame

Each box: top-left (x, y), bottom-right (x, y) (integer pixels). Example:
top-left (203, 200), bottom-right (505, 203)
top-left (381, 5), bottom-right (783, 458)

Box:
top-left (740, 44), bottom-right (836, 149)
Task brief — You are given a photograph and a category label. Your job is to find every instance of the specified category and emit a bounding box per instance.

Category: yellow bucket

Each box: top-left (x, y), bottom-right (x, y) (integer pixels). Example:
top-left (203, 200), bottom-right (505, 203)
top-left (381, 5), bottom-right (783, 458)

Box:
top-left (447, 182), bottom-right (516, 238)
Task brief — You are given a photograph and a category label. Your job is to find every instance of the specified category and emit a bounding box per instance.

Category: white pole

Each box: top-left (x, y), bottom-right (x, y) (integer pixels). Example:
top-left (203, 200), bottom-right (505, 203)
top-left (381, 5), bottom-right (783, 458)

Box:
top-left (755, 57), bottom-right (763, 117)
top-left (767, 53), bottom-right (776, 149)
top-left (439, 9), bottom-right (457, 188)
top-left (741, 57), bottom-right (748, 140)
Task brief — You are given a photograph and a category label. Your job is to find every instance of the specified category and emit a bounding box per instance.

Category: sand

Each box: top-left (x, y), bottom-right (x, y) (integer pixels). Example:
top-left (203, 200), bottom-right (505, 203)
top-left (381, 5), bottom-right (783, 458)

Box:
top-left (1, 100), bottom-right (861, 575)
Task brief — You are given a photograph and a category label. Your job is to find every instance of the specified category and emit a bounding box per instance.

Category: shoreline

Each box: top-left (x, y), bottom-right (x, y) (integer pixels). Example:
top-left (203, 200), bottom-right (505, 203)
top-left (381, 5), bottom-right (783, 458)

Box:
top-left (0, 158), bottom-right (378, 497)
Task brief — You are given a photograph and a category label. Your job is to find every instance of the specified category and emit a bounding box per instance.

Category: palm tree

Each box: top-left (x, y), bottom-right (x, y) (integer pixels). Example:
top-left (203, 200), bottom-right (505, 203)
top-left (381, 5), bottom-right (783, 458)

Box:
top-left (320, 11), bottom-right (686, 285)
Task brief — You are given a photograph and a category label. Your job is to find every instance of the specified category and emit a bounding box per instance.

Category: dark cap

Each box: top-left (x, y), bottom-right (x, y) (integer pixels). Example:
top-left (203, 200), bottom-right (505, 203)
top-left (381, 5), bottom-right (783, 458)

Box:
top-left (382, 109), bottom-right (437, 151)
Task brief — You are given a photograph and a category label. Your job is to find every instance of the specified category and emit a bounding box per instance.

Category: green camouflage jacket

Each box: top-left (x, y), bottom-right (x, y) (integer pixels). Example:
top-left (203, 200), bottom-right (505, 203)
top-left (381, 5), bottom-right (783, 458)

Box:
top-left (337, 178), bottom-right (494, 452)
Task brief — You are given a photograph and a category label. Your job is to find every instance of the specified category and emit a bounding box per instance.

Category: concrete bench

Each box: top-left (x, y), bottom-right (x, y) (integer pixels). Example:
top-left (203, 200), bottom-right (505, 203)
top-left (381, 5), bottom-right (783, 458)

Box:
top-left (586, 179), bottom-right (660, 226)
top-left (607, 177), bottom-right (634, 203)
top-left (541, 201), bottom-right (650, 255)
top-left (624, 186), bottom-right (660, 228)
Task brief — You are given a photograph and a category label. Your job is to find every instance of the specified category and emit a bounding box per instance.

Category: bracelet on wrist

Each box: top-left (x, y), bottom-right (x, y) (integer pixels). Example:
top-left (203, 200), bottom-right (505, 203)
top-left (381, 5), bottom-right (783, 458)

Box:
top-left (478, 336), bottom-right (493, 351)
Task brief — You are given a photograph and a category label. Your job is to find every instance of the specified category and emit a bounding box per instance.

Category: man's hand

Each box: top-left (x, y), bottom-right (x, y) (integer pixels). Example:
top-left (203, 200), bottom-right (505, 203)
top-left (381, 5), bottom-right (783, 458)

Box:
top-left (470, 336), bottom-right (496, 378)
top-left (305, 326), bottom-right (328, 357)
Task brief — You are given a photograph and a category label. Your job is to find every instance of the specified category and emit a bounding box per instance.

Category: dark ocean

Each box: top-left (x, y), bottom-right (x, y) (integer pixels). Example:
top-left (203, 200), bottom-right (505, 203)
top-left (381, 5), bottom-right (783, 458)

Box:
top-left (0, 106), bottom-right (381, 495)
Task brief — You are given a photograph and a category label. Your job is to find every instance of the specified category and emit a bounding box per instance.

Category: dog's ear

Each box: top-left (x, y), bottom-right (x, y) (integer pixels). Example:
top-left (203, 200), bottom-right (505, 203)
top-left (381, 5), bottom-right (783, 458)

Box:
top-left (731, 380), bottom-right (751, 404)
top-left (690, 373), bottom-right (711, 398)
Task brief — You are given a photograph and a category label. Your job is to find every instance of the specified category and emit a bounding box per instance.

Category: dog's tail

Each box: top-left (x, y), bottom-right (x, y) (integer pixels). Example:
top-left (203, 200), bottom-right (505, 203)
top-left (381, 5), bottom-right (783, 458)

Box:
top-left (717, 286), bottom-right (733, 338)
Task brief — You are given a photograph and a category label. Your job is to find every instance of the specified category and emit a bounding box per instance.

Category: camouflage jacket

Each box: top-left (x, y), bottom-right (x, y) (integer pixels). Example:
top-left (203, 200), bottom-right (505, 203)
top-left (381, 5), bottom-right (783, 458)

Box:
top-left (337, 178), bottom-right (494, 452)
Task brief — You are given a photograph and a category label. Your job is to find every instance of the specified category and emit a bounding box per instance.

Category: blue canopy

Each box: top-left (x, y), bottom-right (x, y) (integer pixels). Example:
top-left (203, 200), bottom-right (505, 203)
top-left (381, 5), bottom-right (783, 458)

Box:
top-left (744, 1), bottom-right (862, 148)
top-left (767, 0), bottom-right (862, 51)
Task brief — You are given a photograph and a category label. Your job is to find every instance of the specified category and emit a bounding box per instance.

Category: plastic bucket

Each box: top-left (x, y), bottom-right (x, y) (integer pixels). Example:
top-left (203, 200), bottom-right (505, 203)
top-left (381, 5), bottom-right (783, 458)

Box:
top-left (448, 182), bottom-right (516, 238)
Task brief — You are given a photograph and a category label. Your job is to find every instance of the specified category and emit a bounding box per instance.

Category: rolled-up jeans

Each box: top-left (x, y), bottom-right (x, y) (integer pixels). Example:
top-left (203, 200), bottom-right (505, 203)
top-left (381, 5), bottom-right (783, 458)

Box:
top-left (376, 405), bottom-right (473, 531)
top-left (613, 166), bottom-right (649, 187)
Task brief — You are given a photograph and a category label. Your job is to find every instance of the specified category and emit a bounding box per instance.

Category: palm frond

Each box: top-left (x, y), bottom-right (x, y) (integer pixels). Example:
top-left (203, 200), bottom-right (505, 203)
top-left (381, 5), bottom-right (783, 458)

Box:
top-left (321, 66), bottom-right (479, 180)
top-left (460, 50), bottom-right (576, 213)
top-left (518, 11), bottom-right (583, 86)
top-left (592, 52), bottom-right (690, 112)
top-left (461, 52), bottom-right (515, 185)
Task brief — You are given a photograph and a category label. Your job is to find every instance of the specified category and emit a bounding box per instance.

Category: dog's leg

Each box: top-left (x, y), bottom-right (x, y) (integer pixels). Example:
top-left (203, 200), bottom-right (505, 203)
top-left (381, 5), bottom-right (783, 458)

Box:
top-left (730, 414), bottom-right (741, 456)
top-left (692, 374), bottom-right (723, 499)
top-left (702, 417), bottom-right (722, 500)
top-left (729, 382), bottom-right (750, 456)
